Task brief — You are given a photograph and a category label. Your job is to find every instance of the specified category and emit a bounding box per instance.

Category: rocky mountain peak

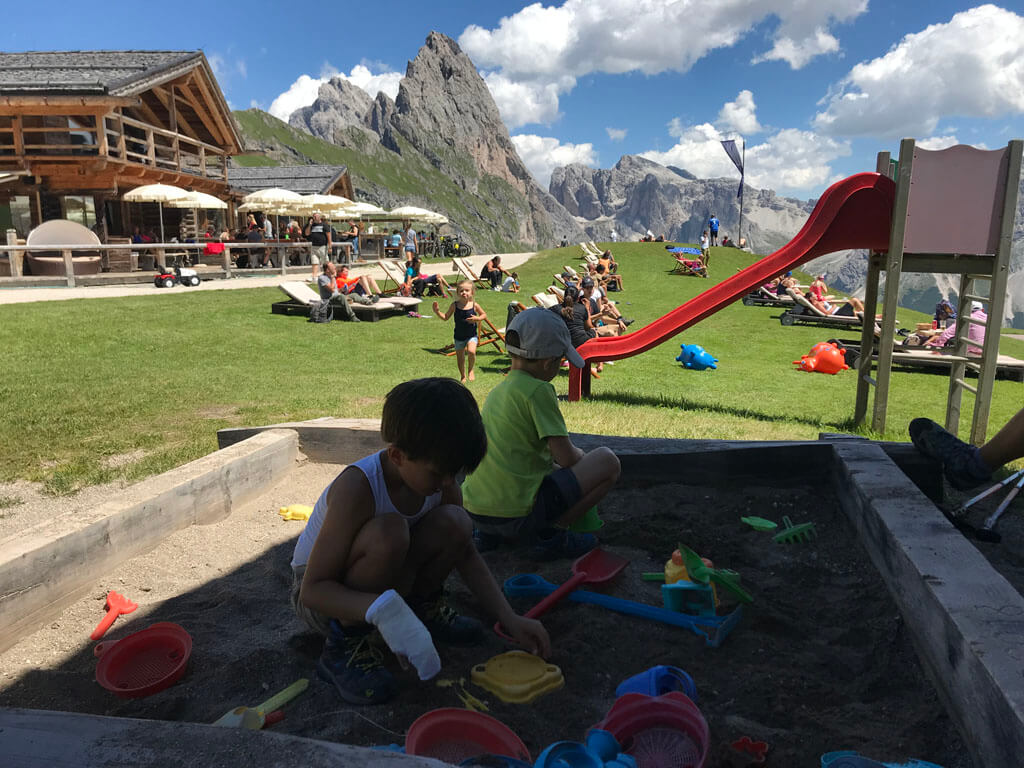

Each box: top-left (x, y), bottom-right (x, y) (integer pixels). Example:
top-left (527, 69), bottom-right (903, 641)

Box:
top-left (289, 77), bottom-right (376, 144)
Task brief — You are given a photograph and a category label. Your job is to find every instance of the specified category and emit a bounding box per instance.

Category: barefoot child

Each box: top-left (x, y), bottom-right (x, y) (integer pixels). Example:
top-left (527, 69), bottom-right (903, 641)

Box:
top-left (291, 378), bottom-right (549, 704)
top-left (463, 308), bottom-right (622, 560)
top-left (433, 280), bottom-right (486, 383)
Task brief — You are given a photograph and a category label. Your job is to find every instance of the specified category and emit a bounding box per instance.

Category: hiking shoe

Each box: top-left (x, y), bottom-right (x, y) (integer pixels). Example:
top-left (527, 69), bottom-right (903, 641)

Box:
top-left (620, 318), bottom-right (635, 327)
top-left (909, 417), bottom-right (991, 490)
top-left (316, 621), bottom-right (396, 705)
top-left (530, 529), bottom-right (597, 561)
top-left (349, 315), bottom-right (361, 322)
top-left (369, 294), bottom-right (381, 303)
top-left (415, 592), bottom-right (484, 646)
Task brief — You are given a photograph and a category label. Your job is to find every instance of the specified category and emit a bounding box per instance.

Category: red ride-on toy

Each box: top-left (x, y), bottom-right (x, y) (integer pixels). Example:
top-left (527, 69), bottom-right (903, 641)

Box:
top-left (154, 266), bottom-right (200, 288)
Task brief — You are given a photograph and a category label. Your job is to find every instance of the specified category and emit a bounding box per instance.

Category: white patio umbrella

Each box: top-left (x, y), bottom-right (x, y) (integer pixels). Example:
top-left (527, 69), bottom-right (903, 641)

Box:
top-left (388, 205), bottom-right (443, 222)
top-left (346, 201), bottom-right (387, 217)
top-left (122, 183), bottom-right (191, 243)
top-left (296, 194), bottom-right (353, 218)
top-left (165, 190), bottom-right (228, 210)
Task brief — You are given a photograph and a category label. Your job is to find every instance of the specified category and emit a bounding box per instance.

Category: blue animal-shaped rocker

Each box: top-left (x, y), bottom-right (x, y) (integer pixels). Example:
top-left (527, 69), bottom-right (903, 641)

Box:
top-left (676, 344), bottom-right (718, 371)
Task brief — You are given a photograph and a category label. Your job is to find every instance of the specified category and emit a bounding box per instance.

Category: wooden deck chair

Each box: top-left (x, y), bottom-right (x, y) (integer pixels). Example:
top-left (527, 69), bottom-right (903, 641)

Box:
top-left (780, 288), bottom-right (862, 328)
top-left (440, 310), bottom-right (506, 357)
top-left (532, 292), bottom-right (559, 309)
top-left (552, 273), bottom-right (570, 290)
top-left (588, 241), bottom-right (603, 255)
top-left (377, 260), bottom-right (408, 294)
top-left (452, 256), bottom-right (489, 289)
top-left (580, 242), bottom-right (601, 258)
top-left (563, 265), bottom-right (580, 280)
top-left (672, 255), bottom-right (707, 278)
top-left (274, 281), bottom-right (421, 321)
top-left (741, 285), bottom-right (796, 307)
top-left (548, 285), bottom-right (565, 302)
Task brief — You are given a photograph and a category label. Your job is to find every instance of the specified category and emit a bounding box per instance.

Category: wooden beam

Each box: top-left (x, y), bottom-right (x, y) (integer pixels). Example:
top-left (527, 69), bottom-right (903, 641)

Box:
top-left (0, 96), bottom-right (130, 113)
top-left (187, 70), bottom-right (235, 152)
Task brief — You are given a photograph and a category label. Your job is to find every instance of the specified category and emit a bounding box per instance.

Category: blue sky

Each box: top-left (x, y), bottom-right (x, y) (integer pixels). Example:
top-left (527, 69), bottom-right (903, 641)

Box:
top-left (5, 1), bottom-right (1023, 200)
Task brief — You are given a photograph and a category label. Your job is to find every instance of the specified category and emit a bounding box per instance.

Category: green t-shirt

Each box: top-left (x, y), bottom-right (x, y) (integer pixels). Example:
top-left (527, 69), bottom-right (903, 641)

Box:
top-left (462, 369), bottom-right (568, 518)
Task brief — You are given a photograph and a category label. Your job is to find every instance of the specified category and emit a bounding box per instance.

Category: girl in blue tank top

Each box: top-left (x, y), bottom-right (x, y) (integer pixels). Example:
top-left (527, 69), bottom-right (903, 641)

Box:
top-left (432, 279), bottom-right (486, 383)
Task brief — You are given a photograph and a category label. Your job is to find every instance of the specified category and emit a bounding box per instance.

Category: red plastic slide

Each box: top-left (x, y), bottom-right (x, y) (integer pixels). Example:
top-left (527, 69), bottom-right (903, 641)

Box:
top-left (569, 172), bottom-right (897, 401)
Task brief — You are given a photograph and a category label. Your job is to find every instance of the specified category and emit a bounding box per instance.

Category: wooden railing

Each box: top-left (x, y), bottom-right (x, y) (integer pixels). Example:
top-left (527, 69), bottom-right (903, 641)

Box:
top-left (0, 113), bottom-right (229, 184)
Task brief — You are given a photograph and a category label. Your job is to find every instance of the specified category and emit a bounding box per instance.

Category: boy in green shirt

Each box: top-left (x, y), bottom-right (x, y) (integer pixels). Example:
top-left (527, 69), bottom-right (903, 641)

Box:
top-left (463, 308), bottom-right (621, 559)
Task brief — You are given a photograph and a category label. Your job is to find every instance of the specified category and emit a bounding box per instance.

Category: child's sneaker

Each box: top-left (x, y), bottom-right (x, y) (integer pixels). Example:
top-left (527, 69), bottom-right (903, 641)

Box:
top-left (415, 591), bottom-right (484, 646)
top-left (316, 620), bottom-right (396, 705)
top-left (530, 529), bottom-right (597, 561)
top-left (909, 417), bottom-right (992, 490)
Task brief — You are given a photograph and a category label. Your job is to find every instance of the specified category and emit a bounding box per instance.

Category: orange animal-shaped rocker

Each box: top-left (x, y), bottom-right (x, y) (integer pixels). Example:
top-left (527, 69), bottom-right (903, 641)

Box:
top-left (793, 342), bottom-right (848, 375)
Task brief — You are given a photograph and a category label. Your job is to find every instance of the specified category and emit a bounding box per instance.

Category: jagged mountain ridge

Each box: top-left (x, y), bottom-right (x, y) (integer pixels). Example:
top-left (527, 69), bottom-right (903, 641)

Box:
top-left (284, 32), bottom-right (583, 251)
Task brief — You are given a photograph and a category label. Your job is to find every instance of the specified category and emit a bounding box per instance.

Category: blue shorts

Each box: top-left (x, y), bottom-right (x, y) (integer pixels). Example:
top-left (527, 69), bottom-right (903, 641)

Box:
top-left (469, 467), bottom-right (583, 539)
top-left (454, 336), bottom-right (478, 351)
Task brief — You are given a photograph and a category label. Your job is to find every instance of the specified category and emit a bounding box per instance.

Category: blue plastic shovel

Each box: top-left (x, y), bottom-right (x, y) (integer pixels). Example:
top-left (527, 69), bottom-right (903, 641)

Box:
top-left (503, 574), bottom-right (742, 647)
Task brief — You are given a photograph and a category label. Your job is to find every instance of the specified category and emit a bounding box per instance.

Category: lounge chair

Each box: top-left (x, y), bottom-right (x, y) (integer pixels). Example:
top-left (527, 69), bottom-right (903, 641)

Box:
top-left (779, 289), bottom-right (862, 328)
top-left (531, 292), bottom-right (559, 309)
top-left (377, 260), bottom-right (408, 295)
top-left (451, 256), bottom-right (489, 289)
top-left (579, 243), bottom-right (601, 261)
top-left (741, 286), bottom-right (796, 307)
top-left (548, 285), bottom-right (565, 302)
top-left (272, 281), bottom-right (421, 322)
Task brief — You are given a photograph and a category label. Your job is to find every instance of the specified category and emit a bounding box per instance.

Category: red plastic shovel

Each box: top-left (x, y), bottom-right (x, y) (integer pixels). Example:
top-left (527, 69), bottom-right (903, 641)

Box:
top-left (90, 591), bottom-right (138, 641)
top-left (495, 548), bottom-right (628, 640)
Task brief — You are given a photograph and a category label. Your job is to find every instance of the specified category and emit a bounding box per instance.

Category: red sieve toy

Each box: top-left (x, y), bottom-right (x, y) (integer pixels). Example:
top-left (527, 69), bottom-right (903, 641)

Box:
top-left (405, 709), bottom-right (531, 765)
top-left (592, 692), bottom-right (710, 768)
top-left (94, 621), bottom-right (192, 699)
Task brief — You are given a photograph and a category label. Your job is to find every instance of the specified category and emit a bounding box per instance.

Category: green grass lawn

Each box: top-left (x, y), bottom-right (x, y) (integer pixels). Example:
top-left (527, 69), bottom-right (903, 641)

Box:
top-left (2, 242), bottom-right (1021, 495)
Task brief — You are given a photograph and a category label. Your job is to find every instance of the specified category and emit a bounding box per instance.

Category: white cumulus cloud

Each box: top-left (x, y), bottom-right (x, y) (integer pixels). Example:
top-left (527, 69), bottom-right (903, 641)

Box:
top-left (606, 127), bottom-right (627, 141)
top-left (460, 0), bottom-right (867, 126)
top-left (268, 63), bottom-right (403, 122)
top-left (481, 72), bottom-right (571, 128)
top-left (717, 90), bottom-right (762, 135)
top-left (814, 5), bottom-right (1024, 138)
top-left (511, 134), bottom-right (597, 188)
top-left (642, 112), bottom-right (850, 195)
top-left (917, 135), bottom-right (961, 151)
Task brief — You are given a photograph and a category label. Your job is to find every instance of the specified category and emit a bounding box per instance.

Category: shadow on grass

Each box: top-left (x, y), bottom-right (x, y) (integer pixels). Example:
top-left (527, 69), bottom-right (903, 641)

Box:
top-left (580, 389), bottom-right (846, 431)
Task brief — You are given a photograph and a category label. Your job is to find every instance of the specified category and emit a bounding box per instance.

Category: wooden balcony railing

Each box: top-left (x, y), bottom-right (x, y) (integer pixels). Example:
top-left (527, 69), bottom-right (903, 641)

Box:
top-left (0, 113), bottom-right (229, 184)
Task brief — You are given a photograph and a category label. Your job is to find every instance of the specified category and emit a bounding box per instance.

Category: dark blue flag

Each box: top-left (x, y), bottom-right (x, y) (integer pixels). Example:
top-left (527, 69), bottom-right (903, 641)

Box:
top-left (721, 139), bottom-right (744, 199)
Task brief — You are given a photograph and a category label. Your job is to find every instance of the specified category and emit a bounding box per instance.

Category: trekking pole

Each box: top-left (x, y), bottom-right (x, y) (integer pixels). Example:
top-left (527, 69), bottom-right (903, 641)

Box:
top-left (980, 469), bottom-right (1024, 538)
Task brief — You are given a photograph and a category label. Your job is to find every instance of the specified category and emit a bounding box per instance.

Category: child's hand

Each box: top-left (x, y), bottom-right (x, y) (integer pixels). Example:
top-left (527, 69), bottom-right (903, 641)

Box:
top-left (500, 614), bottom-right (551, 658)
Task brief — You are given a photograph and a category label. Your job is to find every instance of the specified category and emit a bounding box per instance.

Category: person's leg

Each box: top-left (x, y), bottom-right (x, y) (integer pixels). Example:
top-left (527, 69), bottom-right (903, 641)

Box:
top-left (556, 447), bottom-right (620, 526)
top-left (455, 346), bottom-right (467, 383)
top-left (314, 513), bottom-right (406, 704)
top-left (909, 418), bottom-right (995, 489)
top-left (331, 292), bottom-right (360, 321)
top-left (438, 275), bottom-right (452, 295)
top-left (980, 407), bottom-right (1024, 470)
top-left (466, 338), bottom-right (477, 382)
top-left (401, 505), bottom-right (482, 643)
top-left (365, 275), bottom-right (383, 295)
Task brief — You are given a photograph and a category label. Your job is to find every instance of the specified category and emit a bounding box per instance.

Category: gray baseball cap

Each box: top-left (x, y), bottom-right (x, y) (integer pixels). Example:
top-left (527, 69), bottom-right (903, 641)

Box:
top-left (507, 308), bottom-right (586, 368)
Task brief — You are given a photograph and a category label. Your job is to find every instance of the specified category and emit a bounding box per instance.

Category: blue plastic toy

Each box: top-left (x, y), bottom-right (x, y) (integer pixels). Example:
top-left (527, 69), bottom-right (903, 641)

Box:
top-left (676, 344), bottom-right (718, 370)
top-left (615, 666), bottom-right (698, 702)
top-left (534, 730), bottom-right (636, 768)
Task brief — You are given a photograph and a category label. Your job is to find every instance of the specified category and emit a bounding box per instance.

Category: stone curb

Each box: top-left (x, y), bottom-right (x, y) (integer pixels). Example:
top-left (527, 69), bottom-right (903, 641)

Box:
top-left (0, 429), bottom-right (299, 655)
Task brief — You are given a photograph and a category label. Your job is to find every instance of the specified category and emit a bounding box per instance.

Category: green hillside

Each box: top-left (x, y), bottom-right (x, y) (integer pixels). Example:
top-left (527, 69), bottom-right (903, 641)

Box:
top-left (232, 109), bottom-right (532, 253)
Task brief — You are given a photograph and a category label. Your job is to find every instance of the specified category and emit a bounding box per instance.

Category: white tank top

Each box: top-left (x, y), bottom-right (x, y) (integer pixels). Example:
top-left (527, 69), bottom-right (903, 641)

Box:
top-left (290, 451), bottom-right (442, 568)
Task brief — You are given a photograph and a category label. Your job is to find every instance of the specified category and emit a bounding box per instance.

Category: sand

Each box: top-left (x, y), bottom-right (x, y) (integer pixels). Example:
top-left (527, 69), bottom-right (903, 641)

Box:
top-left (0, 458), bottom-right (977, 768)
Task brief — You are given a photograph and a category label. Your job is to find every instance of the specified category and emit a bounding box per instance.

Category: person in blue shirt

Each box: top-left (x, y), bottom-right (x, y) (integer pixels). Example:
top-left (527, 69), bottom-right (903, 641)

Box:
top-left (708, 214), bottom-right (720, 247)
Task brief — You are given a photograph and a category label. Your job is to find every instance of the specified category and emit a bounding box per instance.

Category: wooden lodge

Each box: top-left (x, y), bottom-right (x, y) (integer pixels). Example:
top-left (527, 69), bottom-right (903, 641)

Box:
top-left (227, 165), bottom-right (354, 201)
top-left (0, 50), bottom-right (243, 241)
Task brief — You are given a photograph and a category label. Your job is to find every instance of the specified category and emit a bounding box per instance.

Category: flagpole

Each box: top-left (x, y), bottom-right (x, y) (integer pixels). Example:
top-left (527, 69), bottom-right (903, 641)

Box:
top-left (738, 139), bottom-right (745, 247)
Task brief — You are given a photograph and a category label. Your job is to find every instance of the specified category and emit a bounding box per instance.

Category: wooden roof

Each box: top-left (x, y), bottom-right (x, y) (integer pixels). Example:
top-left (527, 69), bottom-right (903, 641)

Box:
top-left (0, 51), bottom-right (242, 152)
top-left (228, 165), bottom-right (352, 196)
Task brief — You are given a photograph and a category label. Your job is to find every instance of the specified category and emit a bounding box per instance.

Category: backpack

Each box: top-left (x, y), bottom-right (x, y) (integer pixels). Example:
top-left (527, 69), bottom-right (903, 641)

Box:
top-left (309, 299), bottom-right (334, 323)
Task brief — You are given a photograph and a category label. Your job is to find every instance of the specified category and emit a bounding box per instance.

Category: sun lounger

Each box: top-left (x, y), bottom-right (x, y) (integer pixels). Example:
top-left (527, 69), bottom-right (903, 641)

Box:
top-left (830, 338), bottom-right (1024, 383)
top-left (779, 288), bottom-right (861, 328)
top-left (376, 260), bottom-right (409, 294)
top-left (741, 285), bottom-right (796, 307)
top-left (548, 285), bottom-right (565, 302)
top-left (532, 292), bottom-right (559, 309)
top-left (272, 281), bottom-right (420, 322)
top-left (452, 256), bottom-right (489, 289)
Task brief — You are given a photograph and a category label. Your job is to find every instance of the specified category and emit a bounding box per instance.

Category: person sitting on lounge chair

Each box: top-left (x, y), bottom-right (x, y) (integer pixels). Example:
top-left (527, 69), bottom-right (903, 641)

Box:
top-left (317, 262), bottom-right (360, 322)
top-left (598, 250), bottom-right (618, 274)
top-left (806, 291), bottom-right (864, 317)
top-left (596, 263), bottom-right (623, 292)
top-left (336, 265), bottom-right (382, 304)
top-left (479, 256), bottom-right (509, 290)
top-left (405, 255), bottom-right (452, 297)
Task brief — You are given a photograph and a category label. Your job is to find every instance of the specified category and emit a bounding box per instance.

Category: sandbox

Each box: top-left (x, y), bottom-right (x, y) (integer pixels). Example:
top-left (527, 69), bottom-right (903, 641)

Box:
top-left (1, 422), bottom-right (1022, 768)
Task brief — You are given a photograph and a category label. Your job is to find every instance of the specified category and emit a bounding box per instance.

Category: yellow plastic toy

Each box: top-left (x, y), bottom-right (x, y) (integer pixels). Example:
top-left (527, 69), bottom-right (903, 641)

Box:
top-left (471, 651), bottom-right (564, 704)
top-left (278, 504), bottom-right (313, 521)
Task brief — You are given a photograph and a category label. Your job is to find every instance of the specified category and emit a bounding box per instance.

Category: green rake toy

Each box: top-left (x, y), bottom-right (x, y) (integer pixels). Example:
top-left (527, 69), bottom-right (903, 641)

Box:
top-left (773, 516), bottom-right (817, 544)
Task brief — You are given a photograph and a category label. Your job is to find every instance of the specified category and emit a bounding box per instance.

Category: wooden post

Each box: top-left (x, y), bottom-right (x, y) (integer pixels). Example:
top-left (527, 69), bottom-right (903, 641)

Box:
top-left (62, 249), bottom-right (76, 288)
top-left (155, 247), bottom-right (166, 270)
top-left (95, 112), bottom-right (109, 156)
top-left (11, 115), bottom-right (23, 156)
top-left (279, 243), bottom-right (286, 276)
top-left (223, 245), bottom-right (232, 278)
top-left (6, 229), bottom-right (22, 278)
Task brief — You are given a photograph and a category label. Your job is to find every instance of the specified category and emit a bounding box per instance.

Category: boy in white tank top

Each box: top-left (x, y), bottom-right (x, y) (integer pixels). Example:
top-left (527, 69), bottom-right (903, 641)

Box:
top-left (291, 378), bottom-right (549, 705)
